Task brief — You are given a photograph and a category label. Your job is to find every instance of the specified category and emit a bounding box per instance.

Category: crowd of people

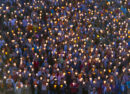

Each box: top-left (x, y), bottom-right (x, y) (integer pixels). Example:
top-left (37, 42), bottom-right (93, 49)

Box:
top-left (0, 0), bottom-right (129, 94)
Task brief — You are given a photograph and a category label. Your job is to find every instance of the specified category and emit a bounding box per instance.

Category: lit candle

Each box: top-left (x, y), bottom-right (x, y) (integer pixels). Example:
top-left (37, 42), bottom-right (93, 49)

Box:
top-left (13, 63), bottom-right (16, 66)
top-left (89, 78), bottom-right (92, 81)
top-left (72, 82), bottom-right (75, 86)
top-left (7, 70), bottom-right (10, 74)
top-left (79, 78), bottom-right (83, 82)
top-left (34, 85), bottom-right (37, 88)
top-left (60, 85), bottom-right (63, 88)
top-left (104, 80), bottom-right (106, 84)
top-left (54, 85), bottom-right (57, 88)
top-left (25, 85), bottom-right (27, 88)
top-left (21, 84), bottom-right (23, 88)
top-left (46, 83), bottom-right (48, 86)
top-left (110, 79), bottom-right (113, 83)
top-left (64, 81), bottom-right (66, 84)
top-left (4, 76), bottom-right (6, 79)
top-left (29, 73), bottom-right (31, 77)
top-left (16, 86), bottom-right (18, 90)
top-left (106, 75), bottom-right (108, 79)
top-left (40, 77), bottom-right (43, 80)
top-left (93, 80), bottom-right (96, 84)
top-left (19, 74), bottom-right (22, 77)
top-left (116, 72), bottom-right (118, 75)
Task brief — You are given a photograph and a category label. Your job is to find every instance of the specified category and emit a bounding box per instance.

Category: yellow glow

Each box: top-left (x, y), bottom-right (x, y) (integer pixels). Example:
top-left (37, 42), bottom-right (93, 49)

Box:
top-left (32, 48), bottom-right (34, 50)
top-left (5, 52), bottom-right (8, 55)
top-left (108, 69), bottom-right (111, 73)
top-left (54, 85), bottom-right (57, 88)
top-left (60, 85), bottom-right (63, 88)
